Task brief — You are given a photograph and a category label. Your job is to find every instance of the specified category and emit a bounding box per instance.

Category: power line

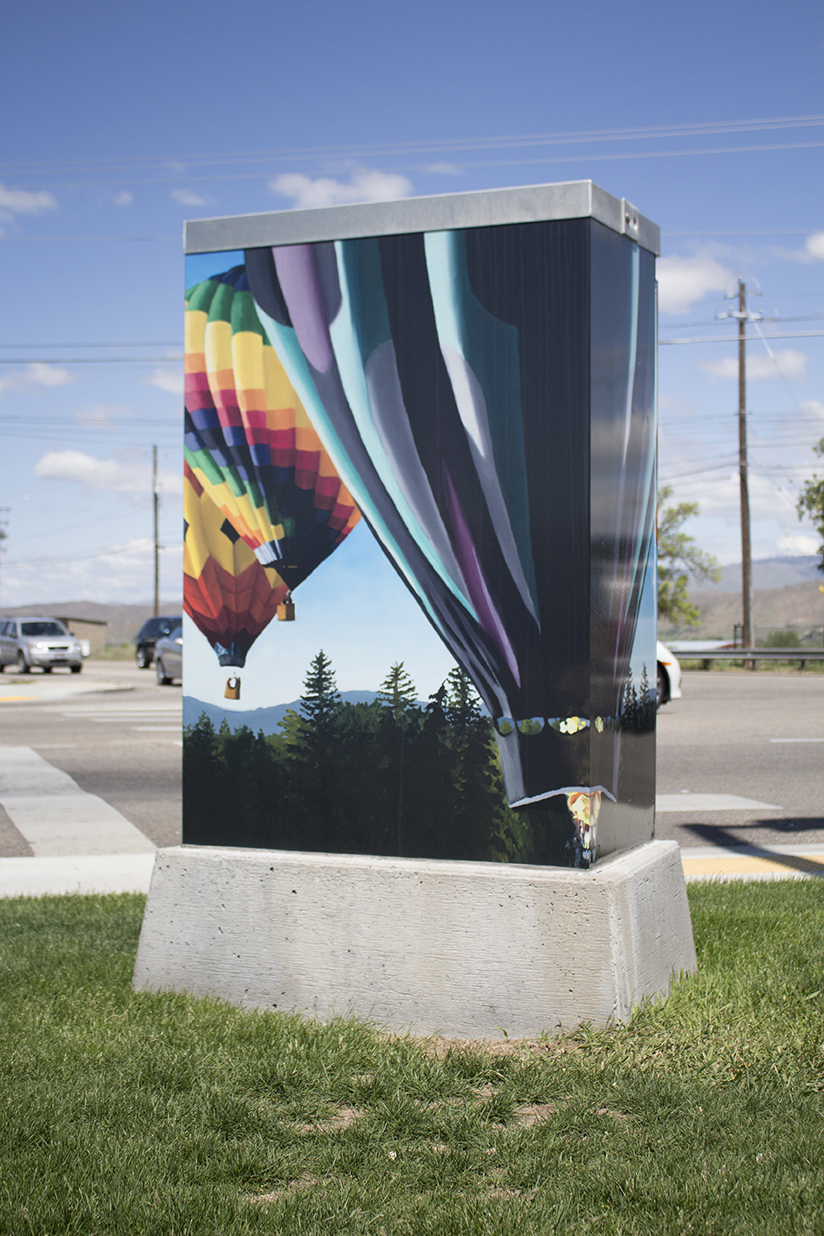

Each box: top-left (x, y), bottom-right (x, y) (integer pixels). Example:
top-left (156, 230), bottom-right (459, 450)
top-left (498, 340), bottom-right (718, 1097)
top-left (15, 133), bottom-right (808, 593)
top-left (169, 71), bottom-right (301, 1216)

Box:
top-left (4, 111), bottom-right (824, 176)
top-left (661, 330), bottom-right (824, 345)
top-left (0, 356), bottom-right (180, 365)
top-left (0, 341), bottom-right (182, 349)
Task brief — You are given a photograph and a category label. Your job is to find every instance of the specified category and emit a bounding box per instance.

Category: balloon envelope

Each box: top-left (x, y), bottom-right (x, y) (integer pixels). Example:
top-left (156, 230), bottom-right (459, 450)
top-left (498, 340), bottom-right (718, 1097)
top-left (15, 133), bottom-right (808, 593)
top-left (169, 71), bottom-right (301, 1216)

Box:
top-left (243, 221), bottom-right (656, 807)
top-left (184, 461), bottom-right (288, 668)
top-left (184, 265), bottom-right (360, 593)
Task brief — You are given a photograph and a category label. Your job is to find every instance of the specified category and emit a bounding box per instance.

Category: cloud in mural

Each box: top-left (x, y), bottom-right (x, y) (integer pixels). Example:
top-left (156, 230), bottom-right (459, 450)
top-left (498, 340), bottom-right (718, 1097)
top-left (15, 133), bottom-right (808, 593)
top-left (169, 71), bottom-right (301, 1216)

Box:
top-left (34, 450), bottom-right (182, 503)
top-left (270, 169), bottom-right (412, 209)
top-left (0, 363), bottom-right (72, 397)
top-left (146, 365), bottom-right (184, 395)
top-left (657, 252), bottom-right (733, 313)
top-left (700, 348), bottom-right (808, 380)
top-left (0, 182), bottom-right (57, 232)
top-left (171, 188), bottom-right (207, 207)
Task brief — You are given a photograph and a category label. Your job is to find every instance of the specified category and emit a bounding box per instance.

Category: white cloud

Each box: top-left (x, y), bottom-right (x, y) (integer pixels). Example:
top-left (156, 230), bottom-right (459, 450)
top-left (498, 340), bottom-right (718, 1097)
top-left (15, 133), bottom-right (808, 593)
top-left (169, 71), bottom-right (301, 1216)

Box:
top-left (777, 533), bottom-right (820, 556)
top-left (800, 399), bottom-right (824, 418)
top-left (0, 182), bottom-right (58, 233)
top-left (700, 349), bottom-right (808, 381)
top-left (34, 450), bottom-right (182, 504)
top-left (0, 538), bottom-right (184, 607)
top-left (145, 366), bottom-right (184, 396)
top-left (425, 162), bottom-right (460, 175)
top-left (111, 191), bottom-right (133, 206)
top-left (657, 253), bottom-right (733, 314)
top-left (0, 363), bottom-right (72, 397)
top-left (75, 403), bottom-right (130, 427)
top-left (171, 188), bottom-right (207, 207)
top-left (806, 232), bottom-right (824, 261)
top-left (270, 169), bottom-right (412, 210)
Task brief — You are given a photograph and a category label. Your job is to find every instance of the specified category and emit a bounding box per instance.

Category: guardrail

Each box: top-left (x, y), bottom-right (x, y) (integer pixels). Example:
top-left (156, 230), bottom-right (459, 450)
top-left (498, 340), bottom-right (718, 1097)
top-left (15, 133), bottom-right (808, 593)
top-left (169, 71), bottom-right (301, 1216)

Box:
top-left (678, 649), bottom-right (824, 670)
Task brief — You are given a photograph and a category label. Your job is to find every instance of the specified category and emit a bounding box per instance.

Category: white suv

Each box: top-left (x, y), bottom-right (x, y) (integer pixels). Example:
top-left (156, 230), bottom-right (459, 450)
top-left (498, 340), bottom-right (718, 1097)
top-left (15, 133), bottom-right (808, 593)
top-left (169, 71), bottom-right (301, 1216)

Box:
top-left (0, 618), bottom-right (84, 674)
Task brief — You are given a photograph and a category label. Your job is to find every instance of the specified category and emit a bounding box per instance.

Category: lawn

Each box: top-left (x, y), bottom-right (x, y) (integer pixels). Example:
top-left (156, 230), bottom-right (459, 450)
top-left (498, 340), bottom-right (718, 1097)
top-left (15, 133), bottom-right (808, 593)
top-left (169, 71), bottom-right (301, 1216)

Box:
top-left (1, 881), bottom-right (822, 1234)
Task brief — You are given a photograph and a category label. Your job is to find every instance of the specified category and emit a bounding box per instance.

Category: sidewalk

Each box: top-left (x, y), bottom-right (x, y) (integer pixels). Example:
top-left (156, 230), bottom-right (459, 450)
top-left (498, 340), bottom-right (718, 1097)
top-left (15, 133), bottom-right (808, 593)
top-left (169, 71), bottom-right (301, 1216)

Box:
top-left (2, 843), bottom-right (823, 897)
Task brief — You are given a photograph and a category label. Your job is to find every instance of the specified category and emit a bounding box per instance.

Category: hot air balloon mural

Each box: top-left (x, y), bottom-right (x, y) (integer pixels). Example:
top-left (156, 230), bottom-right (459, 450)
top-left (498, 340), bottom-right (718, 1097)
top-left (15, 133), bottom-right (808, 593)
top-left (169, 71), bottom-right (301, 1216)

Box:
top-left (241, 218), bottom-right (657, 814)
top-left (183, 462), bottom-right (288, 696)
top-left (183, 264), bottom-right (360, 606)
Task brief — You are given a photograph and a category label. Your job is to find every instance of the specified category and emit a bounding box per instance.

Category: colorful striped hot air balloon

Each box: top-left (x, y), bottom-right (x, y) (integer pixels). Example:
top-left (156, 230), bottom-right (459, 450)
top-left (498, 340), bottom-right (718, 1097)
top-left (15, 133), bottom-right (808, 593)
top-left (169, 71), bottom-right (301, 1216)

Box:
top-left (184, 462), bottom-right (288, 695)
top-left (184, 265), bottom-right (360, 594)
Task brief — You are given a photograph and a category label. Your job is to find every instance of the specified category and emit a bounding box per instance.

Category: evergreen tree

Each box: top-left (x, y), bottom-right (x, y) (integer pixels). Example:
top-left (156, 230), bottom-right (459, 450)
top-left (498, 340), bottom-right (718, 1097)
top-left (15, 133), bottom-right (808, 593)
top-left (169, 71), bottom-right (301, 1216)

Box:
top-left (300, 649), bottom-right (342, 738)
top-left (182, 713), bottom-right (227, 845)
top-left (378, 662), bottom-right (418, 719)
top-left (377, 663), bottom-right (419, 856)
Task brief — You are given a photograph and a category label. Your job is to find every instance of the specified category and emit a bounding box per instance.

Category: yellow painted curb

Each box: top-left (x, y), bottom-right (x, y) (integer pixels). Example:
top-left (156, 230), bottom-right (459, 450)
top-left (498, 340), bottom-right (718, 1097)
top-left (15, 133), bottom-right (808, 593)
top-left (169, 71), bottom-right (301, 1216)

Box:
top-left (682, 854), bottom-right (824, 879)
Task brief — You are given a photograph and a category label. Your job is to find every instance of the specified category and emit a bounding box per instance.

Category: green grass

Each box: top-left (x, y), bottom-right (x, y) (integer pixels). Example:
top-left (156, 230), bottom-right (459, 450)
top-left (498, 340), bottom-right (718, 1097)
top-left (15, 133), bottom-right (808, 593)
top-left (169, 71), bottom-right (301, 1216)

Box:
top-left (97, 643), bottom-right (137, 661)
top-left (678, 659), bottom-right (824, 673)
top-left (1, 883), bottom-right (823, 1234)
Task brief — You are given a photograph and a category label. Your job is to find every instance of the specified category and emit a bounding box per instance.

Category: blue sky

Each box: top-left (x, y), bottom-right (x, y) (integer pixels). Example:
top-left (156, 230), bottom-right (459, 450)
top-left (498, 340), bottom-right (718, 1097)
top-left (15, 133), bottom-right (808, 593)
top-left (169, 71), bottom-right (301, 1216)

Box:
top-left (1, 0), bottom-right (823, 690)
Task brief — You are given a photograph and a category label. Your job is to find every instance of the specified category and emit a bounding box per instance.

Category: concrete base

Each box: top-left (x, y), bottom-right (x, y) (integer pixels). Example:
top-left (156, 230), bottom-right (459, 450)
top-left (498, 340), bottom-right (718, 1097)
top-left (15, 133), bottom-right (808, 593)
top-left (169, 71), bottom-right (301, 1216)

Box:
top-left (133, 840), bottom-right (695, 1038)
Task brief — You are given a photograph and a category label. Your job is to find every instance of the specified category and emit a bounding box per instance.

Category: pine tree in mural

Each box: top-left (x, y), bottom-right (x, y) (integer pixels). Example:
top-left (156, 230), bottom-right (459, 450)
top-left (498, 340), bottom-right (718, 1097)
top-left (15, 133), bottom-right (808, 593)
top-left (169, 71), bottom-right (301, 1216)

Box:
top-left (445, 667), bottom-right (497, 858)
top-left (378, 663), bottom-right (418, 855)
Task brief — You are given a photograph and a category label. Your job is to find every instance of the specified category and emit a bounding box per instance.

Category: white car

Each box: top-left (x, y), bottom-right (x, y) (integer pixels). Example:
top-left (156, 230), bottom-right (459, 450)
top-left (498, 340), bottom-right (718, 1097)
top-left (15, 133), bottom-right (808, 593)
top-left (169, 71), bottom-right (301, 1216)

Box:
top-left (656, 641), bottom-right (682, 706)
top-left (0, 617), bottom-right (84, 674)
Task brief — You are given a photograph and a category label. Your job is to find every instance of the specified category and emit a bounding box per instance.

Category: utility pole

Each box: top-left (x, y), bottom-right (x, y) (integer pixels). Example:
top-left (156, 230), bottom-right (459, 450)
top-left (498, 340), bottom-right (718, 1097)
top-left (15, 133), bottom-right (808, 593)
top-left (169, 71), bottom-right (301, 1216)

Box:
top-left (0, 509), bottom-right (9, 609)
top-left (737, 280), bottom-right (754, 652)
top-left (720, 281), bottom-right (760, 654)
top-left (152, 445), bottom-right (159, 617)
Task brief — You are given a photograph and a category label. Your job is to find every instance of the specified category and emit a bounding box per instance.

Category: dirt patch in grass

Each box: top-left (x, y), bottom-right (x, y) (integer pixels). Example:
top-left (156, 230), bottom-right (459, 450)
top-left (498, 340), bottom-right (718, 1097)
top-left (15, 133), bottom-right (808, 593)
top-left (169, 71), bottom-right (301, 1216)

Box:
top-left (293, 1106), bottom-right (362, 1132)
top-left (244, 1175), bottom-right (319, 1203)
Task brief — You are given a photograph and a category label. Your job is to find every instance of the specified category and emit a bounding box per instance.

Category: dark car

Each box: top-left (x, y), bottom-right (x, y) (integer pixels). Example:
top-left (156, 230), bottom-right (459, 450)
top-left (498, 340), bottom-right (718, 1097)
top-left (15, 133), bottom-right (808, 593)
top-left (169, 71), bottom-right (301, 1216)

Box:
top-left (155, 625), bottom-right (183, 685)
top-left (135, 615), bottom-right (182, 668)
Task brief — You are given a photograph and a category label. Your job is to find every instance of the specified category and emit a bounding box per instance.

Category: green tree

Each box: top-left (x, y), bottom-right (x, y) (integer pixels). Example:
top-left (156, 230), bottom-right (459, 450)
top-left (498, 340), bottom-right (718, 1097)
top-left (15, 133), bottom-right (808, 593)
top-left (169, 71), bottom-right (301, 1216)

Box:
top-left (300, 649), bottom-right (342, 741)
top-left (378, 663), bottom-right (419, 855)
top-left (657, 484), bottom-right (721, 626)
top-left (378, 662), bottom-right (418, 719)
top-left (797, 438), bottom-right (824, 573)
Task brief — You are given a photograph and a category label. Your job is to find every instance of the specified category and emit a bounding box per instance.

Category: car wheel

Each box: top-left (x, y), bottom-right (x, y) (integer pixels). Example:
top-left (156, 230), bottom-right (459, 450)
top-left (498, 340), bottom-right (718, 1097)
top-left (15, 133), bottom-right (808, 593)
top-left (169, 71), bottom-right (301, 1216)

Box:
top-left (17, 653), bottom-right (30, 674)
top-left (656, 664), bottom-right (669, 708)
top-left (136, 646), bottom-right (151, 669)
top-left (71, 664), bottom-right (82, 674)
top-left (156, 659), bottom-right (172, 686)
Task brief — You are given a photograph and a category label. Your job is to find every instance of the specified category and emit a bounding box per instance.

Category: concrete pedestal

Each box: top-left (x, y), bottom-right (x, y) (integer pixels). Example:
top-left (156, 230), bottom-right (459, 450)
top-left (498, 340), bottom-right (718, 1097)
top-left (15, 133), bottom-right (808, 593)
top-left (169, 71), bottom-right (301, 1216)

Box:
top-left (133, 840), bottom-right (695, 1038)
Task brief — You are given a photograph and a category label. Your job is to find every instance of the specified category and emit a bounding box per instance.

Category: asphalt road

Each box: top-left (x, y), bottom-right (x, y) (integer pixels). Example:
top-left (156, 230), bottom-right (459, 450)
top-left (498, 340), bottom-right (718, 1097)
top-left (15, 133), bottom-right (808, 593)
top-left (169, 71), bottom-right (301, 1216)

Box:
top-left (656, 669), bottom-right (824, 848)
top-left (0, 659), bottom-right (181, 857)
top-left (0, 661), bottom-right (821, 858)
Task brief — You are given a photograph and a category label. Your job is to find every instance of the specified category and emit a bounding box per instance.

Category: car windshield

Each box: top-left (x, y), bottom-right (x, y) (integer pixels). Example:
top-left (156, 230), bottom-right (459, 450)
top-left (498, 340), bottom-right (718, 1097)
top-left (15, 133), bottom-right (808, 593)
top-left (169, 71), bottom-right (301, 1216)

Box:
top-left (142, 616), bottom-right (181, 638)
top-left (21, 621), bottom-right (68, 637)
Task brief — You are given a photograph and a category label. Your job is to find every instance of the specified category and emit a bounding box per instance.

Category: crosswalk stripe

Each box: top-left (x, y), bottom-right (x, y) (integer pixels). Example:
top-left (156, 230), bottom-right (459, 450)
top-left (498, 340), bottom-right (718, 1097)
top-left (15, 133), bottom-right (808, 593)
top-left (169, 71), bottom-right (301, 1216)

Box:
top-left (0, 747), bottom-right (155, 857)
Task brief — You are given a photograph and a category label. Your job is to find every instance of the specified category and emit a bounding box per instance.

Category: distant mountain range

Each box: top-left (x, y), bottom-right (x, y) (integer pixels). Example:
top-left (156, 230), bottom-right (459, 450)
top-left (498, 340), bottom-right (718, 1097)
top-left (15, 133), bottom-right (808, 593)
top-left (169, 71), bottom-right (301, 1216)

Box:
top-left (692, 555), bottom-right (821, 593)
top-left (183, 690), bottom-right (382, 736)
